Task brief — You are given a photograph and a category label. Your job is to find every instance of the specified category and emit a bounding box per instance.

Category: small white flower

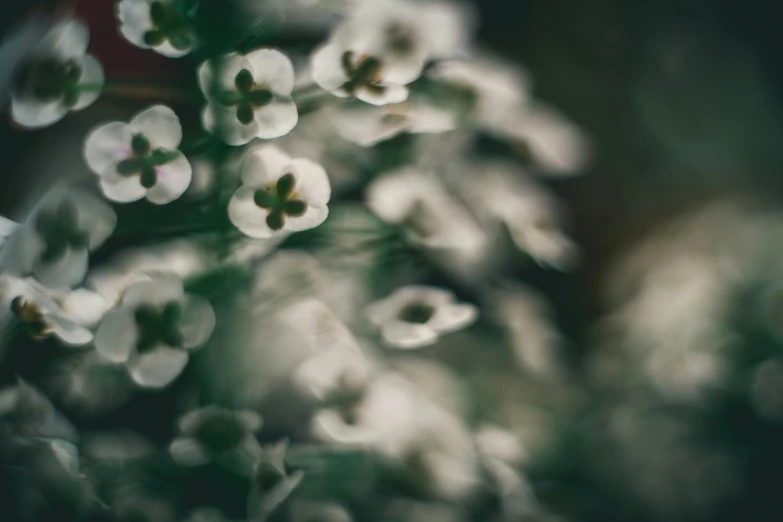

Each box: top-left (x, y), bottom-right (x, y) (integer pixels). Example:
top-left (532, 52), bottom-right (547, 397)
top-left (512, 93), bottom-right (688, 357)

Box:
top-left (6, 17), bottom-right (104, 129)
top-left (199, 49), bottom-right (298, 145)
top-left (84, 105), bottom-right (192, 205)
top-left (367, 285), bottom-right (477, 349)
top-left (228, 145), bottom-right (331, 238)
top-left (1, 275), bottom-right (107, 346)
top-left (118, 0), bottom-right (198, 58)
top-left (169, 405), bottom-right (263, 473)
top-left (93, 275), bottom-right (215, 389)
top-left (1, 187), bottom-right (117, 289)
top-left (311, 0), bottom-right (471, 105)
top-left (328, 100), bottom-right (457, 147)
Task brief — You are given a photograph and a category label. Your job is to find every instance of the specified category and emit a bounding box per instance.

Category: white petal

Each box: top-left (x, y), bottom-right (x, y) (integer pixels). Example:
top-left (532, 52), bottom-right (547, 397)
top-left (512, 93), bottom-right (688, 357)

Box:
top-left (128, 347), bottom-right (188, 388)
top-left (10, 97), bottom-right (68, 129)
top-left (382, 53), bottom-right (427, 86)
top-left (146, 153), bottom-right (192, 205)
top-left (72, 54), bottom-right (104, 110)
top-left (69, 189), bottom-right (118, 250)
top-left (46, 313), bottom-right (93, 346)
top-left (45, 18), bottom-right (89, 60)
top-left (203, 103), bottom-right (260, 146)
top-left (178, 294), bottom-right (215, 350)
top-left (49, 439), bottom-right (80, 475)
top-left (331, 105), bottom-right (407, 146)
top-left (33, 246), bottom-right (89, 289)
top-left (254, 98), bottom-right (298, 139)
top-left (198, 54), bottom-right (246, 97)
top-left (59, 288), bottom-right (108, 327)
top-left (170, 437), bottom-right (210, 466)
top-left (153, 40), bottom-right (193, 59)
top-left (428, 303), bottom-right (477, 334)
top-left (240, 145), bottom-right (290, 186)
top-left (245, 48), bottom-right (295, 95)
top-left (356, 83), bottom-right (409, 106)
top-left (84, 121), bottom-right (132, 174)
top-left (284, 205), bottom-right (329, 233)
top-left (100, 167), bottom-right (147, 203)
top-left (130, 105), bottom-right (183, 150)
top-left (94, 308), bottom-right (138, 363)
top-left (310, 44), bottom-right (349, 93)
top-left (118, 0), bottom-right (153, 48)
top-left (228, 186), bottom-right (275, 238)
top-left (381, 320), bottom-right (438, 349)
top-left (121, 277), bottom-right (184, 308)
top-left (286, 158), bottom-right (331, 206)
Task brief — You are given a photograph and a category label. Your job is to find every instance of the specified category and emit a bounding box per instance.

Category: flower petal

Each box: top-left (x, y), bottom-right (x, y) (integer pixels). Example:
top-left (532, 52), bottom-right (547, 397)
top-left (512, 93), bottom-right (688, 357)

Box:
top-left (286, 159), bottom-right (331, 206)
top-left (170, 437), bottom-right (211, 466)
top-left (428, 303), bottom-right (477, 334)
top-left (254, 98), bottom-right (298, 139)
top-left (128, 347), bottom-right (188, 388)
top-left (356, 83), bottom-right (409, 106)
top-left (198, 53), bottom-right (246, 98)
top-left (72, 54), bottom-right (104, 110)
top-left (245, 48), bottom-right (295, 95)
top-left (146, 153), bottom-right (192, 205)
top-left (46, 313), bottom-right (93, 346)
top-left (121, 276), bottom-right (184, 308)
top-left (240, 145), bottom-right (290, 186)
top-left (84, 121), bottom-right (132, 174)
top-left (381, 320), bottom-right (438, 349)
top-left (59, 288), bottom-right (108, 327)
top-left (45, 18), bottom-right (89, 60)
top-left (130, 105), bottom-right (183, 150)
top-left (33, 246), bottom-right (89, 289)
top-left (100, 166), bottom-right (147, 203)
top-left (228, 186), bottom-right (274, 238)
top-left (117, 0), bottom-right (152, 48)
top-left (203, 103), bottom-right (260, 146)
top-left (94, 308), bottom-right (138, 363)
top-left (69, 189), bottom-right (118, 250)
top-left (310, 44), bottom-right (349, 93)
top-left (178, 294), bottom-right (215, 350)
top-left (284, 205), bottom-right (329, 234)
top-left (10, 97), bottom-right (68, 129)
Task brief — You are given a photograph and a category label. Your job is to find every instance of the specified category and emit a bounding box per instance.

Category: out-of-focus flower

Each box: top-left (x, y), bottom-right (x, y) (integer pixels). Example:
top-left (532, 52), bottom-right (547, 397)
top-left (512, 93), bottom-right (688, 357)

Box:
top-left (328, 100), bottom-right (457, 147)
top-left (0, 379), bottom-right (77, 444)
top-left (118, 0), bottom-right (198, 58)
top-left (1, 275), bottom-right (106, 346)
top-left (367, 285), bottom-right (477, 349)
top-left (311, 0), bottom-right (469, 104)
top-left (169, 405), bottom-right (263, 474)
top-left (94, 275), bottom-right (215, 388)
top-left (5, 17), bottom-right (103, 129)
top-left (1, 187), bottom-right (117, 289)
top-left (48, 352), bottom-right (136, 416)
top-left (229, 145), bottom-right (331, 238)
top-left (199, 49), bottom-right (298, 145)
top-left (248, 439), bottom-right (305, 521)
top-left (0, 216), bottom-right (17, 249)
top-left (84, 105), bottom-right (192, 204)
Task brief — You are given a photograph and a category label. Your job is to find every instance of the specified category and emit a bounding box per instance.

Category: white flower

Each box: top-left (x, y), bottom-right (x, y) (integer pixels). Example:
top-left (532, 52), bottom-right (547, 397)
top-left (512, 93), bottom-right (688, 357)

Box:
top-left (328, 100), bottom-right (457, 147)
top-left (6, 17), bottom-right (104, 129)
top-left (1, 275), bottom-right (107, 346)
top-left (1, 187), bottom-right (117, 289)
top-left (228, 145), bottom-right (331, 238)
top-left (199, 49), bottom-right (298, 145)
top-left (169, 405), bottom-right (263, 474)
top-left (118, 0), bottom-right (198, 58)
top-left (84, 105), bottom-right (192, 205)
top-left (367, 285), bottom-right (477, 349)
top-left (93, 275), bottom-right (215, 389)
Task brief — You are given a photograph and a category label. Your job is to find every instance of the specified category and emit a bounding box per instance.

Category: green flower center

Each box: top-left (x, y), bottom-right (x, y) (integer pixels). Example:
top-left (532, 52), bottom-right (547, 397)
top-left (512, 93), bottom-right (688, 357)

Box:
top-left (133, 301), bottom-right (184, 351)
top-left (143, 1), bottom-right (195, 51)
top-left (398, 302), bottom-right (436, 324)
top-left (252, 173), bottom-right (308, 231)
top-left (215, 69), bottom-right (275, 125)
top-left (10, 297), bottom-right (50, 340)
top-left (194, 413), bottom-right (246, 453)
top-left (13, 57), bottom-right (83, 107)
top-left (34, 200), bottom-right (89, 263)
top-left (340, 51), bottom-right (386, 97)
top-left (115, 134), bottom-right (178, 188)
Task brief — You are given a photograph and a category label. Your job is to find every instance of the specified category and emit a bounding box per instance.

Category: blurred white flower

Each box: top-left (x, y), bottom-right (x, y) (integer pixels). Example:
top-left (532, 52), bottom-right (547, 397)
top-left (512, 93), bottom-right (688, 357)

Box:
top-left (84, 105), bottom-right (192, 204)
top-left (328, 100), bottom-right (457, 147)
top-left (199, 49), bottom-right (298, 145)
top-left (118, 0), bottom-right (198, 58)
top-left (311, 0), bottom-right (469, 104)
top-left (94, 275), bottom-right (215, 388)
top-left (1, 275), bottom-right (106, 346)
top-left (229, 145), bottom-right (331, 238)
top-left (1, 187), bottom-right (117, 289)
top-left (169, 405), bottom-right (263, 474)
top-left (0, 379), bottom-right (77, 443)
top-left (475, 424), bottom-right (526, 466)
top-left (367, 285), bottom-right (477, 349)
top-left (6, 17), bottom-right (103, 129)
top-left (248, 439), bottom-right (305, 521)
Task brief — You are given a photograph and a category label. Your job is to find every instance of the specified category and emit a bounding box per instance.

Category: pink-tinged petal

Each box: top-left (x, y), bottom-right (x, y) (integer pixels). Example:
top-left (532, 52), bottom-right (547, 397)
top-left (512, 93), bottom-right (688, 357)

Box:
top-left (146, 153), bottom-right (192, 205)
top-left (84, 121), bottom-right (132, 174)
top-left (100, 167), bottom-right (147, 203)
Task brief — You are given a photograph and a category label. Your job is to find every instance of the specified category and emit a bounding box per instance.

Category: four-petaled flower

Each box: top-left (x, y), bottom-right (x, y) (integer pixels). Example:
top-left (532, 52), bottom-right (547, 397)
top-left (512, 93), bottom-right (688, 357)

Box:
top-left (0, 187), bottom-right (117, 289)
top-left (118, 0), bottom-right (198, 58)
top-left (367, 285), bottom-right (477, 349)
top-left (228, 145), bottom-right (331, 238)
top-left (199, 49), bottom-right (298, 145)
top-left (84, 105), bottom-right (193, 204)
top-left (6, 17), bottom-right (104, 129)
top-left (94, 275), bottom-right (215, 388)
